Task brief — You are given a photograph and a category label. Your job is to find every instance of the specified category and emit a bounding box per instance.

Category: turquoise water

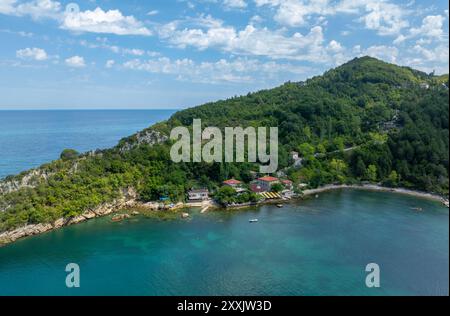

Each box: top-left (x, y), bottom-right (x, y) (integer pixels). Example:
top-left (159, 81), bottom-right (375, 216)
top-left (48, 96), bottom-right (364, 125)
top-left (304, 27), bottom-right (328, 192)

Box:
top-left (0, 110), bottom-right (175, 179)
top-left (0, 189), bottom-right (447, 296)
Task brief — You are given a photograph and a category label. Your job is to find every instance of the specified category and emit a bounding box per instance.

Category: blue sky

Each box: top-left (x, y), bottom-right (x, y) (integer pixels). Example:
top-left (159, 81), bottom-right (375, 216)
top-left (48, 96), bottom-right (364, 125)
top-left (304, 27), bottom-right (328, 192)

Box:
top-left (0, 0), bottom-right (448, 109)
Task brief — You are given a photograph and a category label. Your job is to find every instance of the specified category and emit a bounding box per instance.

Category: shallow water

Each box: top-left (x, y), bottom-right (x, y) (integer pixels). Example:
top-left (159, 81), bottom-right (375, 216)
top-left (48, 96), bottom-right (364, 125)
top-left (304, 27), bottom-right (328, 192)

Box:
top-left (0, 189), bottom-right (447, 296)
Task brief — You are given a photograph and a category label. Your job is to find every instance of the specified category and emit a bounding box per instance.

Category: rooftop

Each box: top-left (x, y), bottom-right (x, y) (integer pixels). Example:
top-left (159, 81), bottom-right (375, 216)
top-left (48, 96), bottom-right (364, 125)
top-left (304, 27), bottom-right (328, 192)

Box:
top-left (188, 189), bottom-right (209, 193)
top-left (223, 179), bottom-right (242, 185)
top-left (258, 176), bottom-right (279, 182)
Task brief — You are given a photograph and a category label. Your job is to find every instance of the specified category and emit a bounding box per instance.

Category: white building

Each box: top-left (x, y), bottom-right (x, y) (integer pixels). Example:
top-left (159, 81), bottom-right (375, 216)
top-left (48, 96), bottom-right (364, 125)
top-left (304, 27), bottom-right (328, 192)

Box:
top-left (188, 189), bottom-right (209, 201)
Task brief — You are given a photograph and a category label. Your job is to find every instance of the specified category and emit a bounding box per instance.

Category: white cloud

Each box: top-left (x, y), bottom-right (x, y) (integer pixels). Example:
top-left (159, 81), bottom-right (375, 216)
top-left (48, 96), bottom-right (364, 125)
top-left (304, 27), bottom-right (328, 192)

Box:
top-left (123, 48), bottom-right (145, 56)
top-left (147, 10), bottom-right (159, 16)
top-left (0, 28), bottom-right (33, 37)
top-left (16, 47), bottom-right (48, 60)
top-left (327, 40), bottom-right (343, 53)
top-left (360, 1), bottom-right (409, 36)
top-left (0, 1), bottom-right (151, 36)
top-left (0, 0), bottom-right (17, 15)
top-left (402, 43), bottom-right (449, 74)
top-left (105, 59), bottom-right (115, 68)
top-left (80, 38), bottom-right (156, 57)
top-left (62, 7), bottom-right (151, 36)
top-left (159, 16), bottom-right (339, 63)
top-left (65, 55), bottom-right (86, 68)
top-left (254, 0), bottom-right (409, 35)
top-left (362, 45), bottom-right (399, 63)
top-left (0, 0), bottom-right (61, 19)
top-left (395, 15), bottom-right (447, 44)
top-left (123, 57), bottom-right (313, 84)
top-left (224, 0), bottom-right (247, 9)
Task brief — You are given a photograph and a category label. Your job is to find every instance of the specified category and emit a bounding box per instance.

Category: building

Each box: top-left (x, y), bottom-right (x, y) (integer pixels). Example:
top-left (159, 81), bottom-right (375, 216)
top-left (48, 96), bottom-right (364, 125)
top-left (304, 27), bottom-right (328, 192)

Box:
top-left (223, 179), bottom-right (242, 187)
top-left (281, 180), bottom-right (293, 191)
top-left (223, 179), bottom-right (245, 193)
top-left (290, 151), bottom-right (303, 168)
top-left (256, 176), bottom-right (280, 192)
top-left (250, 183), bottom-right (265, 193)
top-left (188, 189), bottom-right (209, 201)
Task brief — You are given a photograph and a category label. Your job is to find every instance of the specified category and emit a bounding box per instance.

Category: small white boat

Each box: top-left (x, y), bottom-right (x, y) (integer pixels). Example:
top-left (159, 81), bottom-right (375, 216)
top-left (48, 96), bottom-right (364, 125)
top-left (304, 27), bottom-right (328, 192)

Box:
top-left (249, 219), bottom-right (259, 223)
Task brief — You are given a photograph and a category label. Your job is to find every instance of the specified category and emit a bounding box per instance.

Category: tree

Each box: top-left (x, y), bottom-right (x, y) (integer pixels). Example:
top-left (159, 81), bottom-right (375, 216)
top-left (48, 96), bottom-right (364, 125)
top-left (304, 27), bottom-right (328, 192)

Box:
top-left (386, 170), bottom-right (399, 187)
top-left (271, 183), bottom-right (284, 192)
top-left (330, 159), bottom-right (348, 183)
top-left (355, 157), bottom-right (366, 178)
top-left (299, 143), bottom-right (315, 158)
top-left (60, 149), bottom-right (79, 161)
top-left (317, 143), bottom-right (327, 154)
top-left (330, 159), bottom-right (347, 173)
top-left (366, 165), bottom-right (378, 182)
top-left (214, 186), bottom-right (237, 205)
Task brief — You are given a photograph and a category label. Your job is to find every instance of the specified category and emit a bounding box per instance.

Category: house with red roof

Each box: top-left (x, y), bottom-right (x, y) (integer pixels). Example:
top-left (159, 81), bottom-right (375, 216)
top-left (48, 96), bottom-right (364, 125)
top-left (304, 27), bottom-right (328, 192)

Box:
top-left (223, 179), bottom-right (242, 186)
top-left (256, 176), bottom-right (280, 192)
top-left (281, 179), bottom-right (293, 190)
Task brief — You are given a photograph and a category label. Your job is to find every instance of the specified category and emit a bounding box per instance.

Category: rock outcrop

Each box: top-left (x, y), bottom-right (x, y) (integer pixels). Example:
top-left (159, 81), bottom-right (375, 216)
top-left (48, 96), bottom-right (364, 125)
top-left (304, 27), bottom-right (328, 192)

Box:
top-left (118, 129), bottom-right (168, 152)
top-left (0, 168), bottom-right (52, 195)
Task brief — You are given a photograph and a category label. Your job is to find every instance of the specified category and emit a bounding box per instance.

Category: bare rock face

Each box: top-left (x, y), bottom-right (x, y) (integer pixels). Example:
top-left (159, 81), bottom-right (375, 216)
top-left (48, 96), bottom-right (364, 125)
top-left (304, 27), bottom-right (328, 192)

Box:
top-left (0, 169), bottom-right (52, 195)
top-left (119, 129), bottom-right (168, 152)
top-left (82, 210), bottom-right (97, 220)
top-left (66, 216), bottom-right (86, 226)
top-left (0, 223), bottom-right (53, 244)
top-left (53, 218), bottom-right (66, 229)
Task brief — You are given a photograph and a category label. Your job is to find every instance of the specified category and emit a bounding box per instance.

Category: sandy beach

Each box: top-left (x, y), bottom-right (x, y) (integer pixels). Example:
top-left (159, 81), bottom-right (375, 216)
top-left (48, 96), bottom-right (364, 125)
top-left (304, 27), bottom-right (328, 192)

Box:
top-left (302, 184), bottom-right (448, 203)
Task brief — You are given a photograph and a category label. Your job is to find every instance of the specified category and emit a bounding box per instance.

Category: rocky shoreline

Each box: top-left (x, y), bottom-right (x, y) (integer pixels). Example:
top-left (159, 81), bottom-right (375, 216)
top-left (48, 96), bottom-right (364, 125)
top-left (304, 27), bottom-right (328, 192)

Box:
top-left (0, 199), bottom-right (125, 246)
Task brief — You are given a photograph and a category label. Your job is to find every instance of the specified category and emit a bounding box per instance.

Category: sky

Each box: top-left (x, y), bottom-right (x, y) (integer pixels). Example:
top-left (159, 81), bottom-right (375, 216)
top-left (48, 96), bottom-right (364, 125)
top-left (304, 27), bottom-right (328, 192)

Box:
top-left (0, 0), bottom-right (448, 109)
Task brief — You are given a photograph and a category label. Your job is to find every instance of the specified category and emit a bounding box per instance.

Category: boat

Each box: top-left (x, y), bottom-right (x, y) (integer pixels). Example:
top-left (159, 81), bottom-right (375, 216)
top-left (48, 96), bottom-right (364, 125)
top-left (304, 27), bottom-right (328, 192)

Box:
top-left (277, 204), bottom-right (284, 208)
top-left (411, 207), bottom-right (423, 212)
top-left (249, 219), bottom-right (259, 223)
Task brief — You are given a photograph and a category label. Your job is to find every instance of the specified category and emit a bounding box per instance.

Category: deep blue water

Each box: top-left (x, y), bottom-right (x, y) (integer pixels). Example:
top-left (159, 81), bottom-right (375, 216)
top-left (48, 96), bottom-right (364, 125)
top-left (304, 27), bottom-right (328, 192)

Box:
top-left (0, 110), bottom-right (176, 179)
top-left (0, 190), bottom-right (448, 296)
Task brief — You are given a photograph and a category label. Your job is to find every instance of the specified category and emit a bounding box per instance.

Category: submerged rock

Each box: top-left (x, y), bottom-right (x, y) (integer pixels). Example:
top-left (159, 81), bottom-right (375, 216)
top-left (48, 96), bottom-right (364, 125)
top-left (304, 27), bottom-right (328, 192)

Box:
top-left (111, 214), bottom-right (131, 222)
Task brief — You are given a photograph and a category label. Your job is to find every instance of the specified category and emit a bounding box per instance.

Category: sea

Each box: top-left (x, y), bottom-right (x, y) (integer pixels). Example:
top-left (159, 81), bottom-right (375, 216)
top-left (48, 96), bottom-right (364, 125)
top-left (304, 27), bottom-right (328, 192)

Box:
top-left (0, 110), bottom-right (176, 179)
top-left (0, 110), bottom-right (448, 296)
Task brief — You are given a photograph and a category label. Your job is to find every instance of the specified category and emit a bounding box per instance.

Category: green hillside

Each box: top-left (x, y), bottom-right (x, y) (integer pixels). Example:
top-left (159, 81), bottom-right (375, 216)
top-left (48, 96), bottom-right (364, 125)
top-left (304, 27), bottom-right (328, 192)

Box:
top-left (1, 57), bottom-right (448, 232)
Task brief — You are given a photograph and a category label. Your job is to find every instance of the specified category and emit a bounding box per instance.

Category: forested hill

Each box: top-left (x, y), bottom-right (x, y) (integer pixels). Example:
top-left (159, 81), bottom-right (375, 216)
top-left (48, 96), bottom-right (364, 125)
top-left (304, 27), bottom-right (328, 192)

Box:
top-left (1, 57), bottom-right (448, 232)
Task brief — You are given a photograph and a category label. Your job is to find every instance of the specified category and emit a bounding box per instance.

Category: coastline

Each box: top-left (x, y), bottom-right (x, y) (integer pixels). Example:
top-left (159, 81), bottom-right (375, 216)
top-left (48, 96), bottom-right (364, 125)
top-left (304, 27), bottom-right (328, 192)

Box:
top-left (301, 184), bottom-right (447, 202)
top-left (1, 184), bottom-right (447, 247)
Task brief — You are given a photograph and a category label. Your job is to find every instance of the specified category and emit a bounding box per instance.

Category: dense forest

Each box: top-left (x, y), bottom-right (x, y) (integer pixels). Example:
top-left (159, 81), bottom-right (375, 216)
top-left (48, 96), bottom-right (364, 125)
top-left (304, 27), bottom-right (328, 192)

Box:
top-left (0, 57), bottom-right (448, 232)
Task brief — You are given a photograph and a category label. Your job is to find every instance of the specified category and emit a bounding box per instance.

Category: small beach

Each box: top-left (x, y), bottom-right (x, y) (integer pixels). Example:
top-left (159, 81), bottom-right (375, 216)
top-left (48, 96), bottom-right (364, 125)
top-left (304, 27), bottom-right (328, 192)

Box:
top-left (302, 184), bottom-right (447, 203)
